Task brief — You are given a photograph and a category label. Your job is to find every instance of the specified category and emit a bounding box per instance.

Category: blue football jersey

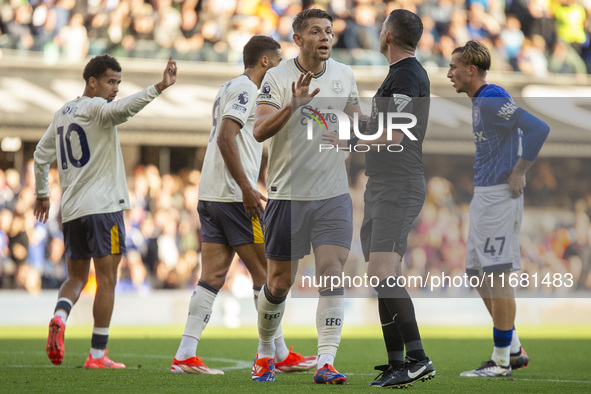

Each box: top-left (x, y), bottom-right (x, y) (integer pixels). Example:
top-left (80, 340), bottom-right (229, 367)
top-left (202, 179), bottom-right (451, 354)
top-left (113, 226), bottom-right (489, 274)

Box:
top-left (471, 84), bottom-right (524, 187)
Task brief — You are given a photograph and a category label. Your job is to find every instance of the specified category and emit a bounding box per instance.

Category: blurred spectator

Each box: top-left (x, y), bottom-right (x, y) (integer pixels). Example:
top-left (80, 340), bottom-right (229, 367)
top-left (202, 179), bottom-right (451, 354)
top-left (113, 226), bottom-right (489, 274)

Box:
top-left (1, 0), bottom-right (589, 74)
top-left (554, 0), bottom-right (587, 48)
top-left (0, 170), bottom-right (16, 211)
top-left (518, 34), bottom-right (549, 78)
top-left (55, 12), bottom-right (88, 62)
top-left (563, 211), bottom-right (591, 290)
top-left (1, 2), bottom-right (35, 50)
top-left (500, 14), bottom-right (525, 70)
top-left (42, 236), bottom-right (66, 289)
top-left (548, 40), bottom-right (587, 74)
top-left (2, 156), bottom-right (591, 294)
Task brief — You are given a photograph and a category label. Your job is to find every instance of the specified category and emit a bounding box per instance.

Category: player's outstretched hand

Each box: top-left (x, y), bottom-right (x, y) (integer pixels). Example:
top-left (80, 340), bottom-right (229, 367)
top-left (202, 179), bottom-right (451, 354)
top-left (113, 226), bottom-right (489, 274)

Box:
top-left (156, 56), bottom-right (177, 92)
top-left (292, 71), bottom-right (320, 108)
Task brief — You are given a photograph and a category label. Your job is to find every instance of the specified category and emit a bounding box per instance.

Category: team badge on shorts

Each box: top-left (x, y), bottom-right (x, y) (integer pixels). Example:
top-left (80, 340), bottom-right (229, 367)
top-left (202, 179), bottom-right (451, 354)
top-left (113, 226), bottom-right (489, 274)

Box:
top-left (331, 80), bottom-right (343, 93)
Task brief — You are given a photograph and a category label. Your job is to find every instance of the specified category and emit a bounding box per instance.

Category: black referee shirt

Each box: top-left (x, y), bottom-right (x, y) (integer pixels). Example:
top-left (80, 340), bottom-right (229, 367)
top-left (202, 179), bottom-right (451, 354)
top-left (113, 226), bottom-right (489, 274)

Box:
top-left (365, 57), bottom-right (430, 178)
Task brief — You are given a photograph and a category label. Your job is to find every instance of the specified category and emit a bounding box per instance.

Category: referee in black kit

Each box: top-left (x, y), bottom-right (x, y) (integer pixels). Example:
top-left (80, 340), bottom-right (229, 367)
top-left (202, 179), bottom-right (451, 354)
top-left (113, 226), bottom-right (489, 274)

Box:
top-left (357, 9), bottom-right (436, 389)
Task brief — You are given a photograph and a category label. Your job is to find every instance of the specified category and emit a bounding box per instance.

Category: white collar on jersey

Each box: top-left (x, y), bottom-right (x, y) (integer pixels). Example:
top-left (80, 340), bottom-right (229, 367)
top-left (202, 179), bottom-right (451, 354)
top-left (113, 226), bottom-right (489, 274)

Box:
top-left (389, 56), bottom-right (415, 66)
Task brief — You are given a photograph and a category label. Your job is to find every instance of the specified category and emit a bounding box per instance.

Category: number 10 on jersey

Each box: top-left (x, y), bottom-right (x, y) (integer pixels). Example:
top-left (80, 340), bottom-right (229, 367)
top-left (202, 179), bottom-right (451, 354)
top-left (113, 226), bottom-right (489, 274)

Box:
top-left (57, 124), bottom-right (90, 169)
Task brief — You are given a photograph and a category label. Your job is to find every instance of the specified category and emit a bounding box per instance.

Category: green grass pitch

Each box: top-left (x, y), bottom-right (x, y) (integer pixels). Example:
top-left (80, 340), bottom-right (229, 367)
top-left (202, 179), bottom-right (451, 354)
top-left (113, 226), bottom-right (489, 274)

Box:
top-left (1, 325), bottom-right (589, 393)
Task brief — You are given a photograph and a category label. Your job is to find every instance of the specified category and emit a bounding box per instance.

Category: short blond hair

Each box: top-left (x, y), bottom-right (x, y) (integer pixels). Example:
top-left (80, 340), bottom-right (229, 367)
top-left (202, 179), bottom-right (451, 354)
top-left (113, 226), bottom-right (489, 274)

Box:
top-left (452, 41), bottom-right (491, 72)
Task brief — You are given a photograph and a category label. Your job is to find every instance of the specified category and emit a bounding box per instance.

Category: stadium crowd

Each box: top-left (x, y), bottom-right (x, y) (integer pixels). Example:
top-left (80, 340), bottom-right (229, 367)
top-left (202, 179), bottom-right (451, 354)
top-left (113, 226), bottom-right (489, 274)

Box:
top-left (1, 0), bottom-right (591, 75)
top-left (1, 157), bottom-right (590, 295)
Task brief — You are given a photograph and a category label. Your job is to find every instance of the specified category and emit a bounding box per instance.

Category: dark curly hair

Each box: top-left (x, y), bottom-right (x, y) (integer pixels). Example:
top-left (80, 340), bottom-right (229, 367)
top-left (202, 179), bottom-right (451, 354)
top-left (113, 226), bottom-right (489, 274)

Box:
top-left (83, 54), bottom-right (122, 83)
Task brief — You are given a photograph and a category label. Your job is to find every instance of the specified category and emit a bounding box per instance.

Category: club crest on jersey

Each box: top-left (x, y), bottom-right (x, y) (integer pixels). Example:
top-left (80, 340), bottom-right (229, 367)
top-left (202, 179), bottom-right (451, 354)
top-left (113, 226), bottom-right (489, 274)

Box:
top-left (238, 91), bottom-right (249, 105)
top-left (331, 80), bottom-right (343, 93)
top-left (473, 106), bottom-right (480, 126)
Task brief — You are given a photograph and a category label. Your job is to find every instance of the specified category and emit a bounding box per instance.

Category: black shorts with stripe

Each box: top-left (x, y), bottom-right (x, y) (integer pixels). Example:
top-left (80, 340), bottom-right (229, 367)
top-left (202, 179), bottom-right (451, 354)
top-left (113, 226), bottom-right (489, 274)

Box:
top-left (63, 211), bottom-right (126, 260)
top-left (198, 200), bottom-right (264, 246)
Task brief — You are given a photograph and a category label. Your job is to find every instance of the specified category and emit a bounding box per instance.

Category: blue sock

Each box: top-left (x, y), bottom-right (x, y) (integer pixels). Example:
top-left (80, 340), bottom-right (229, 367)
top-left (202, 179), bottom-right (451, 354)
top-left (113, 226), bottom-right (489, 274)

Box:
top-left (493, 327), bottom-right (512, 348)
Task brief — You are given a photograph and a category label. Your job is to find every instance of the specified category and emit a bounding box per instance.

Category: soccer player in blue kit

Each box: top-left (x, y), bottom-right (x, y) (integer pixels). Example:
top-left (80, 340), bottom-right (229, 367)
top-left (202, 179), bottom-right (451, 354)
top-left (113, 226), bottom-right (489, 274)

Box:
top-left (447, 40), bottom-right (549, 377)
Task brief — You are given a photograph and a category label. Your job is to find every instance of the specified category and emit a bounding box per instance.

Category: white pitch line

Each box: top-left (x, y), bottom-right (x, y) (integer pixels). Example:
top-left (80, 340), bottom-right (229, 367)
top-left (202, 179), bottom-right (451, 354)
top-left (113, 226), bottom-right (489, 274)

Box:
top-left (2, 363), bottom-right (591, 384)
top-left (2, 350), bottom-right (590, 384)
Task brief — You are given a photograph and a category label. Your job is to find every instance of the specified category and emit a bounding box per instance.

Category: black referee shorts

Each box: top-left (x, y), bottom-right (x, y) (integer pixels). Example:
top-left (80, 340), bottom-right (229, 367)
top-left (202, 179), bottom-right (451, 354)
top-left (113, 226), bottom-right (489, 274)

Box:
top-left (360, 175), bottom-right (425, 261)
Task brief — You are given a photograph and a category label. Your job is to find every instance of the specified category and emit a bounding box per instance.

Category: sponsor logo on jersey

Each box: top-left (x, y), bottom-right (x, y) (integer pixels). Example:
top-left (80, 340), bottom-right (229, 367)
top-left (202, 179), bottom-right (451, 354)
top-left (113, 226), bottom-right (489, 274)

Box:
top-left (474, 131), bottom-right (487, 142)
top-left (497, 101), bottom-right (518, 120)
top-left (392, 94), bottom-right (411, 112)
top-left (232, 104), bottom-right (247, 112)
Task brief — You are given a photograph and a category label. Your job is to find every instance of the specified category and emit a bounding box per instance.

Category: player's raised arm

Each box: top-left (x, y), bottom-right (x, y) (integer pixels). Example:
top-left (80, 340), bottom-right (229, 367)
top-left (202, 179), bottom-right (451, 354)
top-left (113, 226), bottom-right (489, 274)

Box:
top-left (253, 72), bottom-right (319, 142)
top-left (155, 56), bottom-right (177, 93)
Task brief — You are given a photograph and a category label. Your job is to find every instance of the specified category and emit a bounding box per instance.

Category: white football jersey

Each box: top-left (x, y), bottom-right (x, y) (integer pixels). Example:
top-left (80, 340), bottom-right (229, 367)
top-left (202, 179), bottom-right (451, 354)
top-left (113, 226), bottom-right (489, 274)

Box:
top-left (198, 75), bottom-right (262, 202)
top-left (34, 85), bottom-right (161, 223)
top-left (256, 57), bottom-right (359, 200)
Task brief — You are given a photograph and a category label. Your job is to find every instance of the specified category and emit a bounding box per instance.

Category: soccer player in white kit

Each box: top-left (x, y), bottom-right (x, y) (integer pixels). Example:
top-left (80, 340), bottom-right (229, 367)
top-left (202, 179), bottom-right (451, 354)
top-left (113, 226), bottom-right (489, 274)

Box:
top-left (448, 41), bottom-right (549, 377)
top-left (34, 55), bottom-right (177, 368)
top-left (250, 9), bottom-right (362, 384)
top-left (171, 35), bottom-right (316, 375)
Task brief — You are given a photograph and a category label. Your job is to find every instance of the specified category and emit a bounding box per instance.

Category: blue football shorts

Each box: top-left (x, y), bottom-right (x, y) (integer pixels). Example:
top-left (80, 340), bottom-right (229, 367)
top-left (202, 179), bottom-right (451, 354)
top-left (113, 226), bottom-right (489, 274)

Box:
top-left (198, 200), bottom-right (264, 246)
top-left (63, 211), bottom-right (126, 260)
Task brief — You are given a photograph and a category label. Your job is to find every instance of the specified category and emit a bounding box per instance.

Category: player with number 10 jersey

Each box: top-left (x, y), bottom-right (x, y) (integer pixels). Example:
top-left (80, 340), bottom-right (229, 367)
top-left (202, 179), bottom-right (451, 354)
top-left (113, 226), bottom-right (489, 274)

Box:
top-left (34, 86), bottom-right (161, 223)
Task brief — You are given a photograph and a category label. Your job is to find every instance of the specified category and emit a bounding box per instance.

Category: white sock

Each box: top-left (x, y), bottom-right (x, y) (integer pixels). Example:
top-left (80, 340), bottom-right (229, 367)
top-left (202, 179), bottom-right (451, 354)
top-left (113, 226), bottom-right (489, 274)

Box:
top-left (55, 310), bottom-right (68, 322)
top-left (54, 297), bottom-right (72, 323)
top-left (510, 328), bottom-right (522, 353)
top-left (492, 346), bottom-right (511, 367)
top-left (274, 324), bottom-right (290, 363)
top-left (255, 287), bottom-right (289, 361)
top-left (316, 294), bottom-right (344, 368)
top-left (90, 348), bottom-right (105, 359)
top-left (176, 285), bottom-right (217, 360)
top-left (253, 288), bottom-right (261, 306)
top-left (317, 353), bottom-right (335, 368)
top-left (257, 285), bottom-right (284, 358)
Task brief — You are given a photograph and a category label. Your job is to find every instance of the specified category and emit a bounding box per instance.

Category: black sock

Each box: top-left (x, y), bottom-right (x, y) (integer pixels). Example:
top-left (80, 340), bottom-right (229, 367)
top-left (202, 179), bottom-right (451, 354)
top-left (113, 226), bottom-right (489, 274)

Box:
top-left (378, 298), bottom-right (405, 368)
top-left (91, 334), bottom-right (108, 350)
top-left (54, 299), bottom-right (73, 317)
top-left (375, 279), bottom-right (427, 361)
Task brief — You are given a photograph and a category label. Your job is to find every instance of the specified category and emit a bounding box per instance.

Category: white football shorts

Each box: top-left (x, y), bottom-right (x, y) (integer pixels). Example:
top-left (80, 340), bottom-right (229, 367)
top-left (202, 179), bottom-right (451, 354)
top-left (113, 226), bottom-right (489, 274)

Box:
top-left (465, 184), bottom-right (523, 276)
